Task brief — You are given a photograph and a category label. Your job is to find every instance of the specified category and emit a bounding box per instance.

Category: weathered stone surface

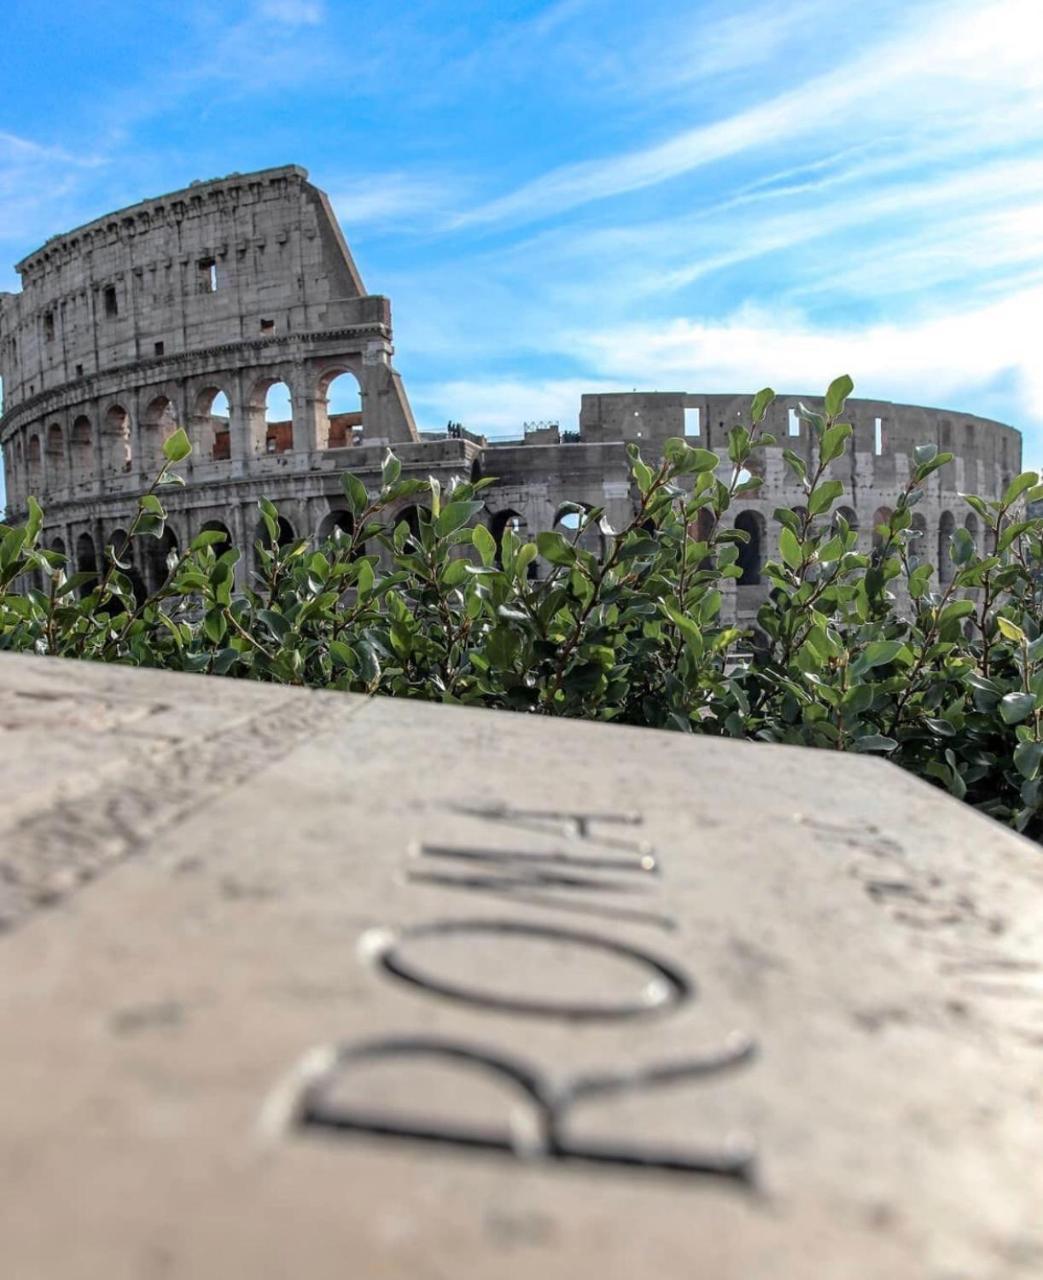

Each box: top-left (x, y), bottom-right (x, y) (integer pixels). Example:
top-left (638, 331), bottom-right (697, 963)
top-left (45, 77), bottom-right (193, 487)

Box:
top-left (1, 652), bottom-right (1042, 1278)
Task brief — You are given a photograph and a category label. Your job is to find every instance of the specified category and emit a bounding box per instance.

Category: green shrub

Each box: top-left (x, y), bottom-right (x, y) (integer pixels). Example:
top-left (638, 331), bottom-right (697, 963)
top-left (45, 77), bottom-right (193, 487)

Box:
top-left (4, 380), bottom-right (1043, 838)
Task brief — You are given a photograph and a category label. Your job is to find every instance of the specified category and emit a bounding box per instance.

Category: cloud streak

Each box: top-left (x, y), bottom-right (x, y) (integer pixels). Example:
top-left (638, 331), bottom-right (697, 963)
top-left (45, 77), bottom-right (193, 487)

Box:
top-left (453, 0), bottom-right (1043, 228)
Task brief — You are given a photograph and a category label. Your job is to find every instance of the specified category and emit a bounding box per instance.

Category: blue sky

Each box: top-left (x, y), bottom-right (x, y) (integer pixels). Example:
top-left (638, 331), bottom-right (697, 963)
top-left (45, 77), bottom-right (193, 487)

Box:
top-left (2, 0), bottom-right (1043, 511)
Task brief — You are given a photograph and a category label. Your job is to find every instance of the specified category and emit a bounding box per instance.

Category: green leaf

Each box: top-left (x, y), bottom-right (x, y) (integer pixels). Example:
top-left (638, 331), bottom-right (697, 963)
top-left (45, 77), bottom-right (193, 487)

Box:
top-left (949, 526), bottom-right (975, 565)
top-left (853, 734), bottom-right (898, 753)
top-left (258, 609), bottom-right (291, 643)
top-left (1002, 471), bottom-right (1039, 506)
top-left (751, 387), bottom-right (776, 423)
top-left (515, 542), bottom-right (538, 580)
top-left (937, 599), bottom-right (975, 627)
top-left (162, 428), bottom-right (192, 463)
top-left (819, 422), bottom-right (852, 465)
top-left (435, 500), bottom-right (484, 538)
top-left (913, 443), bottom-right (938, 466)
top-left (381, 450), bottom-right (402, 487)
top-left (1014, 740), bottom-right (1043, 780)
top-left (330, 639), bottom-right (357, 669)
top-left (342, 472), bottom-right (369, 517)
top-left (779, 526), bottom-right (802, 570)
top-left (808, 479), bottom-right (844, 517)
top-left (536, 530), bottom-right (577, 566)
top-left (1000, 692), bottom-right (1036, 725)
top-left (472, 523), bottom-right (497, 566)
top-left (997, 616), bottom-right (1027, 643)
top-left (861, 640), bottom-right (905, 669)
top-left (824, 374), bottom-right (853, 417)
top-left (203, 608), bottom-right (227, 644)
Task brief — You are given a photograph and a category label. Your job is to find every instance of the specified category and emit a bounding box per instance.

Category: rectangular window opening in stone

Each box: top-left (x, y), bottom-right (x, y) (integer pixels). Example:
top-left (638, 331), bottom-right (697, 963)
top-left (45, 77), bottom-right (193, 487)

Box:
top-left (260, 318), bottom-right (275, 332)
top-left (103, 285), bottom-right (118, 318)
top-left (44, 312), bottom-right (54, 341)
top-left (198, 258), bottom-right (218, 293)
top-left (874, 417), bottom-right (883, 455)
top-left (788, 408), bottom-right (800, 436)
top-left (75, 364), bottom-right (83, 377)
top-left (154, 341), bottom-right (165, 357)
top-left (684, 407), bottom-right (700, 437)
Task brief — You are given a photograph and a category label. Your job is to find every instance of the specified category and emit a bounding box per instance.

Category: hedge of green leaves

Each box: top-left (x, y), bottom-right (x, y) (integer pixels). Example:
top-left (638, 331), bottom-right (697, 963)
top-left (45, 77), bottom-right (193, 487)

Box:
top-left (4, 376), bottom-right (1043, 838)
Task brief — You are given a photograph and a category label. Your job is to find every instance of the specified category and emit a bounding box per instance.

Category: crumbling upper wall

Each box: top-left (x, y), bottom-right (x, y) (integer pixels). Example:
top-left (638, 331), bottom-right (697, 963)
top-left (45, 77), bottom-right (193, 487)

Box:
top-left (0, 165), bottom-right (375, 412)
top-left (579, 390), bottom-right (1022, 493)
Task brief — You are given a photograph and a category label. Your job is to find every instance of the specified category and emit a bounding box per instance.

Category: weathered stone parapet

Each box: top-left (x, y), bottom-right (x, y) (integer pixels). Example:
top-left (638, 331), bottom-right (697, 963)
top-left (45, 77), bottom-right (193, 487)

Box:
top-left (0, 651), bottom-right (1041, 1277)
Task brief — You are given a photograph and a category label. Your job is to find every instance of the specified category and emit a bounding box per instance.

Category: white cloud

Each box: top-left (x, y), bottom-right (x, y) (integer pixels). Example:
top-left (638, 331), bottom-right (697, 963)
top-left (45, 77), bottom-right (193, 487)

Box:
top-left (410, 377), bottom-right (620, 437)
top-left (257, 0), bottom-right (324, 25)
top-left (329, 173), bottom-right (459, 228)
top-left (454, 0), bottom-right (1043, 228)
top-left (568, 288), bottom-right (1043, 442)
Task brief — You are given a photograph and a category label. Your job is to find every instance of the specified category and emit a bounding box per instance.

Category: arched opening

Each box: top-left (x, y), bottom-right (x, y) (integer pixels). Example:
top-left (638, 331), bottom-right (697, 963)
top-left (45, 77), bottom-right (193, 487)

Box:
top-left (191, 387), bottom-right (231, 460)
top-left (75, 531), bottom-right (98, 597)
top-left (491, 508), bottom-right (537, 574)
top-left (554, 503), bottom-right (604, 558)
top-left (198, 520), bottom-right (233, 558)
top-left (143, 526), bottom-right (179, 593)
top-left (489, 509), bottom-right (525, 565)
top-left (102, 405), bottom-right (132, 475)
top-left (734, 510), bottom-right (765, 585)
top-left (315, 368), bottom-right (363, 449)
top-left (938, 511), bottom-right (956, 584)
top-left (247, 379), bottom-right (294, 455)
top-left (317, 508), bottom-right (355, 544)
top-left (27, 433), bottom-right (42, 495)
top-left (108, 527), bottom-right (147, 605)
top-left (872, 507), bottom-right (893, 553)
top-left (141, 396), bottom-right (179, 473)
top-left (71, 416), bottom-right (93, 487)
top-left (45, 423), bottom-right (65, 492)
top-left (49, 535), bottom-right (66, 557)
top-left (964, 512), bottom-right (980, 556)
top-left (910, 512), bottom-right (927, 552)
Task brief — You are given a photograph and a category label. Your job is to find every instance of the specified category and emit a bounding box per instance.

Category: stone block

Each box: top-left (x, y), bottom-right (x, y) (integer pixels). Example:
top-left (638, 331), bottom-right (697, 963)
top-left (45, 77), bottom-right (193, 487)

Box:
top-left (0, 652), bottom-right (1041, 1278)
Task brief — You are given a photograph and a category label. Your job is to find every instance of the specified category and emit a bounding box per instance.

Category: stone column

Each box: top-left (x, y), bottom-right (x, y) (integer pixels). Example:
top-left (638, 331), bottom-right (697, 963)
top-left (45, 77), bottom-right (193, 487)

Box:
top-left (230, 502), bottom-right (248, 589)
top-left (91, 406), bottom-right (105, 498)
top-left (129, 396), bottom-right (145, 487)
top-left (228, 373), bottom-right (251, 478)
top-left (291, 364), bottom-right (321, 463)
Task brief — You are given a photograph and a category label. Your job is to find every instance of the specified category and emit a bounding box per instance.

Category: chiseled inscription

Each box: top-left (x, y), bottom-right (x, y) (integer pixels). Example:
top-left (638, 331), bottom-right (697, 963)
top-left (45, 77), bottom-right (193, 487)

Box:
top-left (275, 805), bottom-right (759, 1184)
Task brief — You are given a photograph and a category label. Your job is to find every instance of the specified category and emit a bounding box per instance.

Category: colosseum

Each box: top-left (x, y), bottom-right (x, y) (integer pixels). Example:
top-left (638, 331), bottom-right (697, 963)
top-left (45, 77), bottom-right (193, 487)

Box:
top-left (0, 164), bottom-right (1022, 622)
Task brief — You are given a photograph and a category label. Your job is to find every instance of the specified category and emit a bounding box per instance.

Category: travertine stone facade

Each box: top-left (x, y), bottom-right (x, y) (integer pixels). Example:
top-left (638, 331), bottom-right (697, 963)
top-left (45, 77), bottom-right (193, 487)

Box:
top-left (0, 167), bottom-right (1021, 620)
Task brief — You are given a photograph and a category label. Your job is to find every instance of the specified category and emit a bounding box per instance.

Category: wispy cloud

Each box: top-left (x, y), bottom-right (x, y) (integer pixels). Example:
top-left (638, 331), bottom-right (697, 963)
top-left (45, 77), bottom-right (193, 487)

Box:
top-left (256, 0), bottom-right (325, 26)
top-left (329, 173), bottom-right (462, 230)
top-left (454, 0), bottom-right (1043, 228)
top-left (567, 287), bottom-right (1043, 438)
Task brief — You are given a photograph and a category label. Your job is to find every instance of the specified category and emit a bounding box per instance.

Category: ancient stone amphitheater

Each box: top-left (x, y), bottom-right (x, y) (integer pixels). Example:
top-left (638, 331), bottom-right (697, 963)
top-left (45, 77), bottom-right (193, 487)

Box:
top-left (0, 164), bottom-right (1022, 621)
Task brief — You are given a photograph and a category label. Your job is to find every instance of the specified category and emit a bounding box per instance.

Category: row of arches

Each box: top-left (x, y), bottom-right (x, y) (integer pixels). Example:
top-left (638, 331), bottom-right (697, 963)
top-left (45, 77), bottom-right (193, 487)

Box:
top-left (4, 369), bottom-right (364, 505)
top-left (733, 507), bottom-right (987, 587)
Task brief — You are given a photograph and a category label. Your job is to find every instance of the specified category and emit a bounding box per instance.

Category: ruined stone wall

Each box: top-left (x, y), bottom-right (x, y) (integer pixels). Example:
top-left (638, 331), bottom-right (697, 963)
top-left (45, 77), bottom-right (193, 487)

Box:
top-left (0, 165), bottom-right (419, 590)
top-left (579, 391), bottom-right (1020, 620)
top-left (0, 170), bottom-right (1021, 623)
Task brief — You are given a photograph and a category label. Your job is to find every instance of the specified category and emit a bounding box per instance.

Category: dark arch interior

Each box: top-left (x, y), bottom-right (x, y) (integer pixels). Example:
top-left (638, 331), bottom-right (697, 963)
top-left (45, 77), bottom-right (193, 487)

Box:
top-left (735, 511), bottom-right (764, 586)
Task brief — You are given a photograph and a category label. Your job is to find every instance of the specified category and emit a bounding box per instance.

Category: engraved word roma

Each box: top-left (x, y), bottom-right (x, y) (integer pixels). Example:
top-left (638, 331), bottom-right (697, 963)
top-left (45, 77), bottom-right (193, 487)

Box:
top-left (275, 805), bottom-right (759, 1183)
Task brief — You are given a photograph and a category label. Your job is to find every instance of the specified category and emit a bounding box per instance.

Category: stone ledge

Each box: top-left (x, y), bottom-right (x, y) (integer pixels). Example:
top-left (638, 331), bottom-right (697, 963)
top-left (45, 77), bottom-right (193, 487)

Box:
top-left (0, 652), bottom-right (1041, 1278)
